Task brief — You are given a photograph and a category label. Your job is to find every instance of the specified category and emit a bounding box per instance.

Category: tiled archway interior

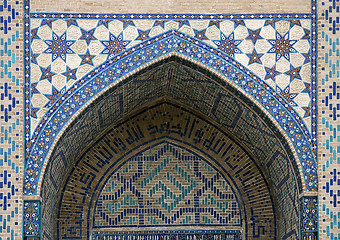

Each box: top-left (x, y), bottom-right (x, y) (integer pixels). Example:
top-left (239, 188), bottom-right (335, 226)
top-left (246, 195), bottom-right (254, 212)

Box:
top-left (39, 60), bottom-right (302, 239)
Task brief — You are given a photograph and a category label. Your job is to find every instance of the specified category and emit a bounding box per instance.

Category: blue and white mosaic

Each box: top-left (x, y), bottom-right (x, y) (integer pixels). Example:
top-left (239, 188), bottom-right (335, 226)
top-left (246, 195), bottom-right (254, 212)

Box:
top-left (27, 17), bottom-right (314, 135)
top-left (23, 200), bottom-right (40, 238)
top-left (301, 197), bottom-right (318, 233)
top-left (24, 14), bottom-right (318, 197)
top-left (24, 31), bottom-right (318, 194)
top-left (0, 0), bottom-right (331, 239)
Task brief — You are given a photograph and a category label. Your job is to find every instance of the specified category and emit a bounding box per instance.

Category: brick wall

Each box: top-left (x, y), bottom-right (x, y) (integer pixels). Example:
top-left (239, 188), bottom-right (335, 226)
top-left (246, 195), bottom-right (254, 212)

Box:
top-left (30, 0), bottom-right (311, 13)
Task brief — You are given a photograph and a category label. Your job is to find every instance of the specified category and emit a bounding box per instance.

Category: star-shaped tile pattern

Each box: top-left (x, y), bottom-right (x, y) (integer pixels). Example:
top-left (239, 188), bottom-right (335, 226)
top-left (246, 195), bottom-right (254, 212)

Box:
top-left (30, 82), bottom-right (40, 97)
top-left (31, 28), bottom-right (39, 40)
top-left (213, 33), bottom-right (241, 58)
top-left (62, 66), bottom-right (77, 82)
top-left (209, 20), bottom-right (221, 28)
top-left (268, 32), bottom-right (297, 61)
top-left (234, 20), bottom-right (245, 28)
top-left (79, 50), bottom-right (95, 66)
top-left (121, 20), bottom-right (135, 29)
top-left (302, 50), bottom-right (311, 64)
top-left (31, 106), bottom-right (39, 118)
top-left (101, 33), bottom-right (130, 59)
top-left (302, 104), bottom-right (311, 118)
top-left (136, 29), bottom-right (151, 41)
top-left (264, 19), bottom-right (278, 28)
top-left (247, 49), bottom-right (263, 65)
top-left (246, 28), bottom-right (263, 45)
top-left (80, 28), bottom-right (96, 45)
top-left (176, 20), bottom-right (190, 28)
top-left (302, 29), bottom-right (310, 40)
top-left (302, 82), bottom-right (311, 97)
top-left (289, 19), bottom-right (302, 28)
top-left (44, 32), bottom-right (75, 62)
top-left (40, 65), bottom-right (55, 82)
top-left (264, 65), bottom-right (280, 81)
top-left (44, 86), bottom-right (65, 108)
top-left (280, 86), bottom-right (298, 107)
top-left (98, 20), bottom-right (110, 28)
top-left (31, 53), bottom-right (38, 64)
top-left (41, 19), bottom-right (54, 28)
top-left (194, 29), bottom-right (208, 41)
top-left (27, 18), bottom-right (313, 137)
top-left (154, 20), bottom-right (166, 28)
top-left (67, 20), bottom-right (78, 27)
top-left (285, 65), bottom-right (302, 82)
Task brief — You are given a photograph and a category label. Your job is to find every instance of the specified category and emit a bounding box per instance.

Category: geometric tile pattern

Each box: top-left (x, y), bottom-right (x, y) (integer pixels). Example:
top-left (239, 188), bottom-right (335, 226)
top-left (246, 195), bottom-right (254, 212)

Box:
top-left (55, 103), bottom-right (279, 239)
top-left (24, 31), bottom-right (317, 195)
top-left (0, 0), bottom-right (329, 239)
top-left (301, 197), bottom-right (318, 232)
top-left (0, 0), bottom-right (22, 239)
top-left (40, 62), bottom-right (302, 239)
top-left (319, 0), bottom-right (340, 239)
top-left (92, 230), bottom-right (242, 240)
top-left (23, 200), bottom-right (40, 237)
top-left (94, 143), bottom-right (241, 227)
top-left (27, 16), bottom-right (314, 136)
top-left (23, 8), bottom-right (320, 203)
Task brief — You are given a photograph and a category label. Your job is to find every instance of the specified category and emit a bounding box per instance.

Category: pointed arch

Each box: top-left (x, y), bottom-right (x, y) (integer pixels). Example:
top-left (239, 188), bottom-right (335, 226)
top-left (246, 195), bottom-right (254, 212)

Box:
top-left (25, 32), bottom-right (317, 197)
top-left (34, 52), bottom-right (308, 239)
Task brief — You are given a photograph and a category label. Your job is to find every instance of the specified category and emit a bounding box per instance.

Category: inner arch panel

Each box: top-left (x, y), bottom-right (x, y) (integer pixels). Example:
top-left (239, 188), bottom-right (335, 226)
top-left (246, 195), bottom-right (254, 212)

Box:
top-left (56, 102), bottom-right (276, 239)
top-left (93, 142), bottom-right (242, 229)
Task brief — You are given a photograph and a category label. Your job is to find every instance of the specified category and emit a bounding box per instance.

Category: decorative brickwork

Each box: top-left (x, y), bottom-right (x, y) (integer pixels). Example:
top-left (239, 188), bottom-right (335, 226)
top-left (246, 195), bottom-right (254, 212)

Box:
top-left (0, 0), bottom-right (23, 239)
top-left (319, 0), bottom-right (340, 239)
top-left (55, 103), bottom-right (278, 239)
top-left (94, 143), bottom-right (242, 228)
top-left (24, 24), bottom-right (317, 195)
top-left (3, 0), bottom-right (340, 239)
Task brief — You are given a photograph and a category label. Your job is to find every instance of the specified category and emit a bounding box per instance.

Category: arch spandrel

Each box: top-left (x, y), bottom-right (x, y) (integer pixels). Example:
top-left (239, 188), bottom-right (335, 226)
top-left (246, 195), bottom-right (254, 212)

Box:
top-left (26, 33), bottom-right (316, 197)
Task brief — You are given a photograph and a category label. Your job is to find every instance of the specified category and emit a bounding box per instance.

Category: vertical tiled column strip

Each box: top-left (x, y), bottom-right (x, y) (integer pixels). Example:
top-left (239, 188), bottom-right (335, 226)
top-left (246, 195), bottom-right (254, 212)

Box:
top-left (301, 196), bottom-right (318, 239)
top-left (318, 0), bottom-right (340, 239)
top-left (23, 200), bottom-right (40, 239)
top-left (0, 0), bottom-right (23, 239)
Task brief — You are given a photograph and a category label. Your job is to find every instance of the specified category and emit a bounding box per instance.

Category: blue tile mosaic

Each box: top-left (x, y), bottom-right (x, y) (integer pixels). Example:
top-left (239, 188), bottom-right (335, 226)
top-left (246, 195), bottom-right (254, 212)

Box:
top-left (319, 0), bottom-right (340, 239)
top-left (94, 143), bottom-right (241, 228)
top-left (301, 197), bottom-right (318, 232)
top-left (0, 0), bottom-right (21, 239)
top-left (0, 0), bottom-right (20, 35)
top-left (23, 200), bottom-right (40, 237)
top-left (51, 99), bottom-right (299, 239)
top-left (23, 30), bottom-right (317, 195)
top-left (0, 0), bottom-right (328, 238)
